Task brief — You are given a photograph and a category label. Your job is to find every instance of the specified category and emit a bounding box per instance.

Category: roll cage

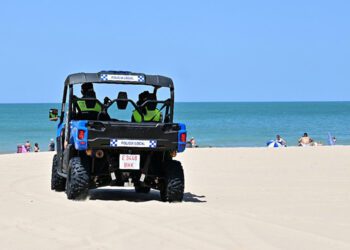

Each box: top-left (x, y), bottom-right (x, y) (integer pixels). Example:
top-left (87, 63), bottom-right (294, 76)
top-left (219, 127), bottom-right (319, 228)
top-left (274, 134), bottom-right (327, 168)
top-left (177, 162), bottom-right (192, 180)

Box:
top-left (58, 71), bottom-right (175, 125)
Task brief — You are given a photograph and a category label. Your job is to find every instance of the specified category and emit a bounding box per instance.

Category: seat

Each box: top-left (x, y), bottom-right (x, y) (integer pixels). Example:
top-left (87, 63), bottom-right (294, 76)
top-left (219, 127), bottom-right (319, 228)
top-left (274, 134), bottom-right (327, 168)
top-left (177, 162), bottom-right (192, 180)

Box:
top-left (132, 92), bottom-right (162, 123)
top-left (73, 94), bottom-right (103, 120)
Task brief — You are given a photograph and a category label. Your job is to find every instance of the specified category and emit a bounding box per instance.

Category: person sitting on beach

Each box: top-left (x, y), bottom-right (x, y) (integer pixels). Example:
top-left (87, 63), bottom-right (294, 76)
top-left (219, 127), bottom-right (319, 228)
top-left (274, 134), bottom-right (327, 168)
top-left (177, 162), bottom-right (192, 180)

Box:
top-left (73, 82), bottom-right (103, 120)
top-left (276, 135), bottom-right (287, 147)
top-left (21, 145), bottom-right (27, 153)
top-left (190, 137), bottom-right (198, 148)
top-left (25, 141), bottom-right (31, 152)
top-left (34, 143), bottom-right (40, 152)
top-left (332, 137), bottom-right (337, 145)
top-left (48, 139), bottom-right (55, 151)
top-left (298, 133), bottom-right (313, 146)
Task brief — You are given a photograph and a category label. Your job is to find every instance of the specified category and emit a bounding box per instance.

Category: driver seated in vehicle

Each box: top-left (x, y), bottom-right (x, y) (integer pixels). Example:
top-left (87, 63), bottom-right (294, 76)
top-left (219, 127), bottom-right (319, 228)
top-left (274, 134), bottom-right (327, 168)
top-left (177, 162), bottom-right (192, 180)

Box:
top-left (73, 82), bottom-right (103, 120)
top-left (132, 91), bottom-right (162, 123)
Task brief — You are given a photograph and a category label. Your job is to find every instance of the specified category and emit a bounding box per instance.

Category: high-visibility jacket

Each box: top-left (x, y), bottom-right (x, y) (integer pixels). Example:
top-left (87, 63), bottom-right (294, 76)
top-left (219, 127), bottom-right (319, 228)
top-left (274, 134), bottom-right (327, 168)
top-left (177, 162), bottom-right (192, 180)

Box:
top-left (76, 100), bottom-right (102, 112)
top-left (132, 108), bottom-right (161, 123)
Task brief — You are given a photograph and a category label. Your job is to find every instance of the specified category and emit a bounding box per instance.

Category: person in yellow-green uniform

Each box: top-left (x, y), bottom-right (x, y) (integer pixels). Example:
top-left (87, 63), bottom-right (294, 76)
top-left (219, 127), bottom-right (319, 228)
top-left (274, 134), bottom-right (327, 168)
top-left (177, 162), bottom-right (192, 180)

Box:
top-left (132, 91), bottom-right (162, 123)
top-left (73, 82), bottom-right (103, 120)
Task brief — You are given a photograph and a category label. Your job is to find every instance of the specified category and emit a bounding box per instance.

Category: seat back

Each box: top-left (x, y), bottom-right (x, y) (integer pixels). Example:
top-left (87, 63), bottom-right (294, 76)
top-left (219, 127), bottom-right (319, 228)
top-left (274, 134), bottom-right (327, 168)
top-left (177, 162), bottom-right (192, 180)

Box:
top-left (73, 97), bottom-right (102, 120)
top-left (132, 108), bottom-right (161, 123)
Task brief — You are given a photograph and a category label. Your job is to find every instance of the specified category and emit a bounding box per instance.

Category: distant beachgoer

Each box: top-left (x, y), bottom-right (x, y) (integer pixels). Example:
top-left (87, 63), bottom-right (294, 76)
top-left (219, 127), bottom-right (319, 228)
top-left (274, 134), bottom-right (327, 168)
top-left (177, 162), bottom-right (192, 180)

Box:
top-left (49, 139), bottom-right (55, 151)
top-left (276, 135), bottom-right (287, 147)
top-left (332, 137), bottom-right (337, 145)
top-left (25, 140), bottom-right (31, 152)
top-left (17, 144), bottom-right (22, 153)
top-left (298, 133), bottom-right (313, 146)
top-left (190, 137), bottom-right (197, 148)
top-left (21, 145), bottom-right (27, 153)
top-left (34, 143), bottom-right (40, 152)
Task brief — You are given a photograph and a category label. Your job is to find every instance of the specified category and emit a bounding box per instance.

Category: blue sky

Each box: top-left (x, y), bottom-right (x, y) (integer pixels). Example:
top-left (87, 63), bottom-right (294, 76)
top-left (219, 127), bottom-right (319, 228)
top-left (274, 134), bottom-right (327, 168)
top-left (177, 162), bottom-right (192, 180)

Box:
top-left (0, 0), bottom-right (349, 103)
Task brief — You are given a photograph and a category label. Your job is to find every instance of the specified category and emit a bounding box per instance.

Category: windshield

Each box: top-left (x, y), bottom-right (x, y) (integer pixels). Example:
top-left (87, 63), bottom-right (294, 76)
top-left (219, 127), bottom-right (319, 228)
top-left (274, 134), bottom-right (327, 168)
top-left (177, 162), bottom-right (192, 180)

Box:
top-left (71, 83), bottom-right (172, 122)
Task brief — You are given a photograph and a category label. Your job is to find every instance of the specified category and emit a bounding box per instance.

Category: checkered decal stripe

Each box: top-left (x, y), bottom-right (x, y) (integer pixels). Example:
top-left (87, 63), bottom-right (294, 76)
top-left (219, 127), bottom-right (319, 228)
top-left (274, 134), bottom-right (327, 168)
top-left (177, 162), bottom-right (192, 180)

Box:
top-left (100, 74), bottom-right (108, 81)
top-left (110, 139), bottom-right (118, 147)
top-left (138, 75), bottom-right (145, 82)
top-left (149, 140), bottom-right (157, 148)
top-left (109, 139), bottom-right (157, 148)
top-left (100, 74), bottom-right (144, 82)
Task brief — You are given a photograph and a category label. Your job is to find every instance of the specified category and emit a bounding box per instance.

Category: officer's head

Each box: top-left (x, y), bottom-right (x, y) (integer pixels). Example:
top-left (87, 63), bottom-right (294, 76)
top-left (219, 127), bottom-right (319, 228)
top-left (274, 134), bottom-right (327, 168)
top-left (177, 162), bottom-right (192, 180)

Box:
top-left (137, 91), bottom-right (150, 106)
top-left (81, 82), bottom-right (95, 97)
top-left (137, 91), bottom-right (157, 112)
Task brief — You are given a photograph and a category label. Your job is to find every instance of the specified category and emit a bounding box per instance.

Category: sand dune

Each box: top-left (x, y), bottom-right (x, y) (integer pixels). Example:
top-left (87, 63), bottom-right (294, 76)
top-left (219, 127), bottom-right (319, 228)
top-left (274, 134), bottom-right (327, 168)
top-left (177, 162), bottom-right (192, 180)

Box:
top-left (1, 147), bottom-right (350, 249)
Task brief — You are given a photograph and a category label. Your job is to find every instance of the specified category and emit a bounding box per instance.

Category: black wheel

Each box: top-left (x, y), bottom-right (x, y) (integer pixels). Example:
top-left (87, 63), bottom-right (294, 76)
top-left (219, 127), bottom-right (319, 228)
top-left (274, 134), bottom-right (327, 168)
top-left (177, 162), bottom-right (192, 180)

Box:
top-left (66, 157), bottom-right (90, 200)
top-left (135, 185), bottom-right (151, 193)
top-left (51, 154), bottom-right (66, 191)
top-left (160, 160), bottom-right (185, 202)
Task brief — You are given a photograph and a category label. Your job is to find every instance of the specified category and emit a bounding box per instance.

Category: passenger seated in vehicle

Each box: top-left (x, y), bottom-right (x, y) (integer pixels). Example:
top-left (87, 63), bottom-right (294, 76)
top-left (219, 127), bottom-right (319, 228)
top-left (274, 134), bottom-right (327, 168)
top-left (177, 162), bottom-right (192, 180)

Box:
top-left (73, 82), bottom-right (103, 120)
top-left (132, 91), bottom-right (162, 122)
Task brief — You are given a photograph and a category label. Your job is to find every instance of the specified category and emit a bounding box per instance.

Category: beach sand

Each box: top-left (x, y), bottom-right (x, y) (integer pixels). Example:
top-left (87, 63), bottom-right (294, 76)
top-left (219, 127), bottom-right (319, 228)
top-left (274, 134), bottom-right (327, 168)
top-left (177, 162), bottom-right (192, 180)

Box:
top-left (1, 147), bottom-right (350, 249)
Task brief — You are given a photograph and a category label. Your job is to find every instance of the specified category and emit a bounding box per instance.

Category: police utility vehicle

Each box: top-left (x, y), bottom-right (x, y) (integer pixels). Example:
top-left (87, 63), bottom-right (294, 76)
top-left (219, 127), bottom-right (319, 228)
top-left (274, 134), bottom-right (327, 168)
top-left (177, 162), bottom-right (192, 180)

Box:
top-left (49, 71), bottom-right (187, 202)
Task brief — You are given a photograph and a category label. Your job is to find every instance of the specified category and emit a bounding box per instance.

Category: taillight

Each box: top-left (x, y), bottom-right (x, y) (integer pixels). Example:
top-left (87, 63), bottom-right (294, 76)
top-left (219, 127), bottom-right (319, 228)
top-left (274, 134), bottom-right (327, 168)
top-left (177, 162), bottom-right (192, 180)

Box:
top-left (78, 130), bottom-right (85, 140)
top-left (180, 133), bottom-right (187, 143)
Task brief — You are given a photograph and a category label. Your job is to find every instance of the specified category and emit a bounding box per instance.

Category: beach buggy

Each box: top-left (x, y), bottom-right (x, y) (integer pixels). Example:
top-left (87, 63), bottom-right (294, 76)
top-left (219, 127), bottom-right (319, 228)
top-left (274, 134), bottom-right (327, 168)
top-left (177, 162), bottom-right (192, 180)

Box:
top-left (49, 71), bottom-right (187, 202)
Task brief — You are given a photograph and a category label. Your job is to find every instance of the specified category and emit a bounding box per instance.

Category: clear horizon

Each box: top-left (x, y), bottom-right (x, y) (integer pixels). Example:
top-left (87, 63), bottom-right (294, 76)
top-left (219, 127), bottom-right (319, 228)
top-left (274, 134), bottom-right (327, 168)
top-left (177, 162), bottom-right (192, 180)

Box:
top-left (0, 1), bottom-right (349, 102)
top-left (1, 100), bottom-right (350, 105)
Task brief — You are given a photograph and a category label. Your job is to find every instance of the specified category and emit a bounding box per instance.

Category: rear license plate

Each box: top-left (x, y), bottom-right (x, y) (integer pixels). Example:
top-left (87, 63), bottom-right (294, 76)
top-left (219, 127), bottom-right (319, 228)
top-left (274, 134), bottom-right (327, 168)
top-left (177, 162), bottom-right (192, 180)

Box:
top-left (119, 154), bottom-right (140, 170)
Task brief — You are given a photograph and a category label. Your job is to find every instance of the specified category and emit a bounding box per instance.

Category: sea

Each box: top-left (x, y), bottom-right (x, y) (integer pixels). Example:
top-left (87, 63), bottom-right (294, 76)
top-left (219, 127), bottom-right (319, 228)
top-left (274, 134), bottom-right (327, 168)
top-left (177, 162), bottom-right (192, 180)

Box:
top-left (0, 102), bottom-right (350, 153)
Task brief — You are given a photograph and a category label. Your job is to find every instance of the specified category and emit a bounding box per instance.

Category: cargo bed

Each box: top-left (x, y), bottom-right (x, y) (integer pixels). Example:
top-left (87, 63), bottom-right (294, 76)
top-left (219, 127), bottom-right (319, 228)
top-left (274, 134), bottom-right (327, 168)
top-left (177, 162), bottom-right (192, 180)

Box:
top-left (87, 121), bottom-right (181, 150)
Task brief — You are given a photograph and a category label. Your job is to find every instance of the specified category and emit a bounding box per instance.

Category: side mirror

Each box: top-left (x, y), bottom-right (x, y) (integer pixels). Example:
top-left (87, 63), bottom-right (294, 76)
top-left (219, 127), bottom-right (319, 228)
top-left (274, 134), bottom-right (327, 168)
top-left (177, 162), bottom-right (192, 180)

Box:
top-left (49, 109), bottom-right (59, 121)
top-left (116, 91), bottom-right (128, 110)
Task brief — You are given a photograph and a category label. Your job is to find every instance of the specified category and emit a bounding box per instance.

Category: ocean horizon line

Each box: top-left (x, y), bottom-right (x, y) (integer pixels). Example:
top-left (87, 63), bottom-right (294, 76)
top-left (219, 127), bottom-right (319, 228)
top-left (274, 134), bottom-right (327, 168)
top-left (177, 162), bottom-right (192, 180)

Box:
top-left (1, 100), bottom-right (350, 105)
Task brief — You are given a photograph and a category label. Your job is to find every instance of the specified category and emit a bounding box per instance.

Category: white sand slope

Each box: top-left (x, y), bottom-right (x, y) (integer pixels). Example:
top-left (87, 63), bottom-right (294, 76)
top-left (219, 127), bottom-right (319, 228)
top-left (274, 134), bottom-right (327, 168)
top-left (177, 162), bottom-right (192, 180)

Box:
top-left (0, 147), bottom-right (350, 249)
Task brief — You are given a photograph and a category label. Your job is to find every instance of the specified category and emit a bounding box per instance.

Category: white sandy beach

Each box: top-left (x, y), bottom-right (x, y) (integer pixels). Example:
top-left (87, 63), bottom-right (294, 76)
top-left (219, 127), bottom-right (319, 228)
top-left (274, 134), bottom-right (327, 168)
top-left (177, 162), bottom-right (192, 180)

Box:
top-left (1, 147), bottom-right (350, 249)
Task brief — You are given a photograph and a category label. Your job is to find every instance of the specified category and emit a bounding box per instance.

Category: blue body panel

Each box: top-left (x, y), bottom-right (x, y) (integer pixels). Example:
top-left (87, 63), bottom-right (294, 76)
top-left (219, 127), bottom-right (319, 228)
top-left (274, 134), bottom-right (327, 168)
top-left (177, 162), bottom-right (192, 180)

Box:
top-left (69, 120), bottom-right (88, 151)
top-left (56, 123), bottom-right (64, 138)
top-left (177, 123), bottom-right (187, 153)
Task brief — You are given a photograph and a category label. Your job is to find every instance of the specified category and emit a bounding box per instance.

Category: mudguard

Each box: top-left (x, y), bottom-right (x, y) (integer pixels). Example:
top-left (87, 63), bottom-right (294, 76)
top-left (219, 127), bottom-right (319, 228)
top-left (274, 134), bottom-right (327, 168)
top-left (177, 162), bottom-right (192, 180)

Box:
top-left (56, 123), bottom-right (65, 138)
top-left (70, 120), bottom-right (88, 151)
top-left (177, 123), bottom-right (187, 153)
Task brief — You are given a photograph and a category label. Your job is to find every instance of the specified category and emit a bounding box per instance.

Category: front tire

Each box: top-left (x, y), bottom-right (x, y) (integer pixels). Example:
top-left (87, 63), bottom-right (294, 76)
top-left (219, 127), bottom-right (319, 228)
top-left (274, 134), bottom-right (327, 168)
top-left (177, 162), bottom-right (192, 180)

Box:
top-left (66, 157), bottom-right (90, 200)
top-left (160, 160), bottom-right (185, 202)
top-left (51, 154), bottom-right (66, 191)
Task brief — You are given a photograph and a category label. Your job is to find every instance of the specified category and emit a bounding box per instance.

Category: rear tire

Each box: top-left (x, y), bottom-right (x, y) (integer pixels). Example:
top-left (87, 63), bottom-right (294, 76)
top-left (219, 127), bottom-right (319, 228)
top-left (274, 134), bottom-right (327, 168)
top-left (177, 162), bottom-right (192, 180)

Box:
top-left (66, 157), bottom-right (90, 200)
top-left (160, 160), bottom-right (185, 202)
top-left (51, 154), bottom-right (66, 191)
top-left (135, 186), bottom-right (151, 193)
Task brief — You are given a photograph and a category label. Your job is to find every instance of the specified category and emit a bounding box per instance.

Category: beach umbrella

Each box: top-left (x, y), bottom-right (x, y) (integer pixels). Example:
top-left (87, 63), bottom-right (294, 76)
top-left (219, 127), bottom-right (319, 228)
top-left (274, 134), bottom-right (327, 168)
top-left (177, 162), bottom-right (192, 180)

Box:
top-left (266, 140), bottom-right (282, 148)
top-left (327, 132), bottom-right (335, 146)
